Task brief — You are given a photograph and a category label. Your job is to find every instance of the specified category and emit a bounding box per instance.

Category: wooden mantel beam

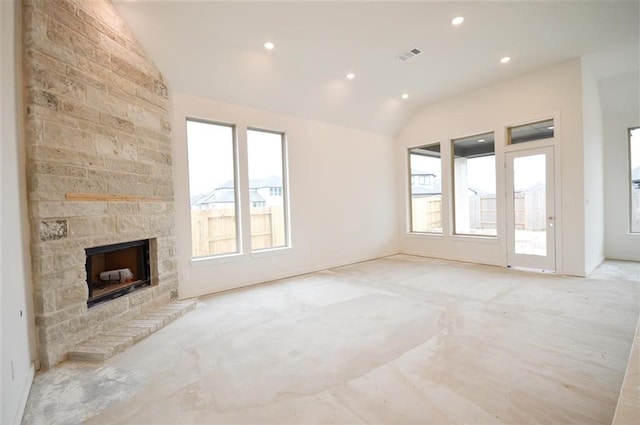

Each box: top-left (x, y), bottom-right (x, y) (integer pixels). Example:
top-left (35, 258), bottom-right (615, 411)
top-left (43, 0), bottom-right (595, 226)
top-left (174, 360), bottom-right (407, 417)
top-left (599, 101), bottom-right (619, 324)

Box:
top-left (65, 193), bottom-right (163, 202)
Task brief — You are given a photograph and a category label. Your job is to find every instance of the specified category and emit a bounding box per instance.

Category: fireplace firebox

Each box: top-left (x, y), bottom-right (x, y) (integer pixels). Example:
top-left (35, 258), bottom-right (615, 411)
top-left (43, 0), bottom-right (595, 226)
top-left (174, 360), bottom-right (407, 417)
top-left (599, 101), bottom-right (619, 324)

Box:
top-left (85, 239), bottom-right (151, 307)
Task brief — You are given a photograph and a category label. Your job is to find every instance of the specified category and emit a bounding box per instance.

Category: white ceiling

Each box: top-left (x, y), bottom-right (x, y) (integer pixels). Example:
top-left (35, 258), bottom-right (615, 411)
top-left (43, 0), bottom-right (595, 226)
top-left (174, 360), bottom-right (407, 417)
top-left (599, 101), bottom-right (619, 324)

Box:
top-left (114, 1), bottom-right (639, 136)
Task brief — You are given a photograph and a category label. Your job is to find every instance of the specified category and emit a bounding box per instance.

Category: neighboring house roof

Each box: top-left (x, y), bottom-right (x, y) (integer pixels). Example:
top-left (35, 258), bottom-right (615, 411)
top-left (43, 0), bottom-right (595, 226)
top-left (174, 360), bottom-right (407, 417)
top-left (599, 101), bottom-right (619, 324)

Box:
top-left (411, 171), bottom-right (436, 177)
top-left (252, 175), bottom-right (282, 189)
top-left (412, 171), bottom-right (439, 180)
top-left (249, 191), bottom-right (267, 203)
top-left (191, 189), bottom-right (266, 206)
top-left (191, 175), bottom-right (282, 205)
top-left (411, 172), bottom-right (442, 196)
top-left (411, 186), bottom-right (482, 196)
top-left (216, 175), bottom-right (283, 190)
top-left (190, 192), bottom-right (217, 205)
top-left (411, 185), bottom-right (440, 196)
top-left (214, 191), bottom-right (237, 204)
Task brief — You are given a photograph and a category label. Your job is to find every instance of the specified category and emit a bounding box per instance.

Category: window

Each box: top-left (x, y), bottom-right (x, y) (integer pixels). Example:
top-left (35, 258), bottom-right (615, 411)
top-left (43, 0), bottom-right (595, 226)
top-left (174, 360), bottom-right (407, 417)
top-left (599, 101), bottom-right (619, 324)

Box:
top-left (186, 119), bottom-right (238, 257)
top-left (247, 129), bottom-right (288, 250)
top-left (630, 127), bottom-right (640, 233)
top-left (452, 132), bottom-right (496, 236)
top-left (269, 187), bottom-right (282, 196)
top-left (508, 119), bottom-right (554, 144)
top-left (186, 121), bottom-right (290, 258)
top-left (409, 143), bottom-right (442, 233)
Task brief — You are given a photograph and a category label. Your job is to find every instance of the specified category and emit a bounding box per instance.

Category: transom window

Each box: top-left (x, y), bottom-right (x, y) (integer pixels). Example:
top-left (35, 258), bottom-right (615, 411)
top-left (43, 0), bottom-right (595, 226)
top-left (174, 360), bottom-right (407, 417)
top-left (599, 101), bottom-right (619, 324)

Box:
top-left (508, 119), bottom-right (555, 144)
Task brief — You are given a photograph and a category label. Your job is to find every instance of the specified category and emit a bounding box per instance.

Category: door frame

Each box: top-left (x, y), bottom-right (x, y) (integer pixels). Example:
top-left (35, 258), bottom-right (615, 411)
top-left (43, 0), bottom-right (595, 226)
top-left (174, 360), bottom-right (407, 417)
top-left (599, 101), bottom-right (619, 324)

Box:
top-left (505, 145), bottom-right (556, 271)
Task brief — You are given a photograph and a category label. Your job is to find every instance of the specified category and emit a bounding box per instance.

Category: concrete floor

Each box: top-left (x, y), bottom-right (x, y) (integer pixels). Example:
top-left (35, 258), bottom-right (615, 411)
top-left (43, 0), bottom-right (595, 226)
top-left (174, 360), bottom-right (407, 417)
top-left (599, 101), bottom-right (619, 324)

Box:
top-left (23, 256), bottom-right (639, 425)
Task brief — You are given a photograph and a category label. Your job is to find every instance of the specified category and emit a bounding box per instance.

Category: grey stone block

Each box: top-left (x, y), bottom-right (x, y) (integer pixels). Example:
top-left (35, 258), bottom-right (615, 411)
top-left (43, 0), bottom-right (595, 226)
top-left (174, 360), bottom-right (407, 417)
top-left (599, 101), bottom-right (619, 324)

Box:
top-left (39, 219), bottom-right (67, 241)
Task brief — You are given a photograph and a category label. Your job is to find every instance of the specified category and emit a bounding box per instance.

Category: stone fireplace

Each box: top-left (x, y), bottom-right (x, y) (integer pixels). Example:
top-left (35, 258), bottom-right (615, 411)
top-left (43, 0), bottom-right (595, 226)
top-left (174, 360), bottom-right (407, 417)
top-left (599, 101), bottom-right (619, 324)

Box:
top-left (23, 0), bottom-right (179, 368)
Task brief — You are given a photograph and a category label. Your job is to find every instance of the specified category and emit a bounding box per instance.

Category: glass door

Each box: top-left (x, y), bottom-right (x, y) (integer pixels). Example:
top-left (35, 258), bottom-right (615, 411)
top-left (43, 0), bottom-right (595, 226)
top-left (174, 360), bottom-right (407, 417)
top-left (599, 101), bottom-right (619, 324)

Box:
top-left (506, 146), bottom-right (555, 271)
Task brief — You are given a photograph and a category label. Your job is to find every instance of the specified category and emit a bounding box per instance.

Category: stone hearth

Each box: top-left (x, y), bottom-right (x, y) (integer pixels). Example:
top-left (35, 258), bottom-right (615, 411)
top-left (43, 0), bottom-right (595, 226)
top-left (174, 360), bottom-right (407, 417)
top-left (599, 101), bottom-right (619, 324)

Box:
top-left (23, 0), bottom-right (178, 368)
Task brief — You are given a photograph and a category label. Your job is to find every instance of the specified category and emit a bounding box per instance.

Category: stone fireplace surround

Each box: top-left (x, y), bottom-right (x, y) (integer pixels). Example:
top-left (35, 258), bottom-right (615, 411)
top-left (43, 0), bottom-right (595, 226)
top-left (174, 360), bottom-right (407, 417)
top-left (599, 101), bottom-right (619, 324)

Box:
top-left (23, 0), bottom-right (179, 368)
top-left (85, 238), bottom-right (151, 307)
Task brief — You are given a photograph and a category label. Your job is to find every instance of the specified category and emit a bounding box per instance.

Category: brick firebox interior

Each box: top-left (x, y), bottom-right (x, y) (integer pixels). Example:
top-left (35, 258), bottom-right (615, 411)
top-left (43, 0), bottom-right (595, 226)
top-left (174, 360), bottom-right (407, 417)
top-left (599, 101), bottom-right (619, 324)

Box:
top-left (23, 0), bottom-right (178, 368)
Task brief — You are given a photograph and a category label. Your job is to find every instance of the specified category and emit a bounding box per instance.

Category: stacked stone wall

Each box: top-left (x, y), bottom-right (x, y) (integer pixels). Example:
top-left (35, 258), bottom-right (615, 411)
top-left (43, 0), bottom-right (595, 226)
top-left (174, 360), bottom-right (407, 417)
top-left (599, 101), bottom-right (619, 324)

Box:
top-left (23, 0), bottom-right (178, 368)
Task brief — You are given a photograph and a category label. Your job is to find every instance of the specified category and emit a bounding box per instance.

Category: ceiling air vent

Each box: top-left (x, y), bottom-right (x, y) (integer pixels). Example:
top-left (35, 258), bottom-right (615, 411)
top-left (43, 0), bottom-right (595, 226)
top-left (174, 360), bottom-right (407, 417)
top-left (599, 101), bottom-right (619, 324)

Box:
top-left (398, 48), bottom-right (422, 62)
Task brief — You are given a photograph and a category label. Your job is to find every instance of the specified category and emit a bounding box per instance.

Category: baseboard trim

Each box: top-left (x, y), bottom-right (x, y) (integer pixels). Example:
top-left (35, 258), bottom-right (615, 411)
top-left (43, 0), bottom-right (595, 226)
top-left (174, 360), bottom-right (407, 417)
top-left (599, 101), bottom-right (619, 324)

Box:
top-left (180, 250), bottom-right (400, 300)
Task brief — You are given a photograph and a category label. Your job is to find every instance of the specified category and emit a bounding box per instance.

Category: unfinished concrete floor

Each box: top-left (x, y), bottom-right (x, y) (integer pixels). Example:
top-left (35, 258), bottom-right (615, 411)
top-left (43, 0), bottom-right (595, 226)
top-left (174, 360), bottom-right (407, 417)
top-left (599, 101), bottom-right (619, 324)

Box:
top-left (22, 256), bottom-right (639, 425)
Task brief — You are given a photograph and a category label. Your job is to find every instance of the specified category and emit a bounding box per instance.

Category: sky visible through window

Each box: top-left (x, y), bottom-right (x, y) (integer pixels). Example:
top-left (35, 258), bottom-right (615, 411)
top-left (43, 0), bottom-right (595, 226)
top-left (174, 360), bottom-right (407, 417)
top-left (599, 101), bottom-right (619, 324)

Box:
top-left (410, 154), bottom-right (439, 179)
top-left (511, 155), bottom-right (545, 191)
top-left (186, 120), bottom-right (283, 197)
top-left (467, 156), bottom-right (496, 194)
top-left (247, 129), bottom-right (283, 182)
top-left (631, 128), bottom-right (639, 175)
top-left (468, 155), bottom-right (545, 194)
top-left (186, 120), bottom-right (234, 197)
top-left (631, 127), bottom-right (640, 233)
top-left (412, 152), bottom-right (545, 194)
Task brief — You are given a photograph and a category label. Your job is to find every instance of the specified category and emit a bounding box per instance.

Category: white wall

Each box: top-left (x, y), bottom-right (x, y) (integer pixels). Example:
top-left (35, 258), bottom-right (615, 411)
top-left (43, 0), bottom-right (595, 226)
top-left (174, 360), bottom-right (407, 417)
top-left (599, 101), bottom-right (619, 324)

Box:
top-left (600, 71), bottom-right (640, 260)
top-left (1, 1), bottom-right (37, 424)
top-left (396, 59), bottom-right (589, 276)
top-left (581, 59), bottom-right (605, 274)
top-left (173, 93), bottom-right (398, 298)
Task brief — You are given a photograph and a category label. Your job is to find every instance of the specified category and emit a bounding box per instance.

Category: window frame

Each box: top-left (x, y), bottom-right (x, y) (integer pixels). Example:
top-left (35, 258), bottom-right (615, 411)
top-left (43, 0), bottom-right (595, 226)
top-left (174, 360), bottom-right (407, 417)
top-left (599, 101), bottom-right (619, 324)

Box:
top-left (629, 126), bottom-right (640, 234)
top-left (185, 117), bottom-right (241, 259)
top-left (246, 127), bottom-right (291, 251)
top-left (451, 131), bottom-right (497, 237)
top-left (407, 142), bottom-right (443, 235)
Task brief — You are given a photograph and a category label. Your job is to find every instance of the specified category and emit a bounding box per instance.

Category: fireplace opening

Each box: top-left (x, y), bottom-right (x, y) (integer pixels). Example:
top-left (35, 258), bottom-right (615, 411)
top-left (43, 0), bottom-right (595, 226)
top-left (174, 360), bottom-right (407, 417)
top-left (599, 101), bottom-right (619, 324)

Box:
top-left (85, 239), bottom-right (151, 307)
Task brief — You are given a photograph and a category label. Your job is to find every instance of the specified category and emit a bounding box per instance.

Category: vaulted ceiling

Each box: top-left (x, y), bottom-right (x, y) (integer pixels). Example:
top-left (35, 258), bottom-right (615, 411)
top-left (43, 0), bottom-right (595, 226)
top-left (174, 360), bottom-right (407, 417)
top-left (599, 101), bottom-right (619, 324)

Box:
top-left (114, 1), bottom-right (639, 136)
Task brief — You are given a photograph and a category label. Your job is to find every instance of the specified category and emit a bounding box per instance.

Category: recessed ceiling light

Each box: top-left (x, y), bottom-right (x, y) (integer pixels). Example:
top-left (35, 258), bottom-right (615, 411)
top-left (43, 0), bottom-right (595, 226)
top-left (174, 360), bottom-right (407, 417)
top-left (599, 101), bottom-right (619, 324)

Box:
top-left (401, 93), bottom-right (409, 100)
top-left (547, 126), bottom-right (554, 130)
top-left (264, 42), bottom-right (275, 50)
top-left (500, 56), bottom-right (511, 64)
top-left (478, 139), bottom-right (485, 143)
top-left (346, 73), bottom-right (355, 80)
top-left (452, 16), bottom-right (464, 26)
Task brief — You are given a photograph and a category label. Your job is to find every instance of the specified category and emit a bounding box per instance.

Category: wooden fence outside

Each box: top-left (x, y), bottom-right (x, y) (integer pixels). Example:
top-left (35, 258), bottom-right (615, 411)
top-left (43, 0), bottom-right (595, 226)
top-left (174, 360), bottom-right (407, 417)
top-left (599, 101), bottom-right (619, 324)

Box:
top-left (411, 196), bottom-right (442, 232)
top-left (412, 188), bottom-right (546, 232)
top-left (471, 188), bottom-right (546, 230)
top-left (191, 205), bottom-right (285, 256)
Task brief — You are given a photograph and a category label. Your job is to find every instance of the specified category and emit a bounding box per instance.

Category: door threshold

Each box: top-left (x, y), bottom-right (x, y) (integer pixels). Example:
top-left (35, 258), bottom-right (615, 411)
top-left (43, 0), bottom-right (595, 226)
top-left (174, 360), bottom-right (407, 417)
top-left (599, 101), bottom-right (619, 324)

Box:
top-left (507, 265), bottom-right (556, 274)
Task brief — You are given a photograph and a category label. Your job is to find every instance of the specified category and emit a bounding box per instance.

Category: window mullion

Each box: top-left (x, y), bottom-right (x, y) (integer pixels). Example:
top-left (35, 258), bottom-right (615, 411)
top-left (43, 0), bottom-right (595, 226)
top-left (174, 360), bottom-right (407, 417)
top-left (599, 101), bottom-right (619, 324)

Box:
top-left (236, 126), bottom-right (252, 254)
